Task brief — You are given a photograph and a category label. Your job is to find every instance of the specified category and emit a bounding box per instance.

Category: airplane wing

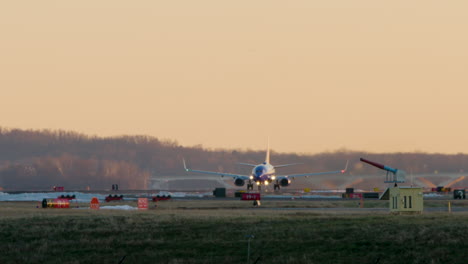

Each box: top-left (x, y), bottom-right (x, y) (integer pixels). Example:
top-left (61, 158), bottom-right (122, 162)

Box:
top-left (237, 163), bottom-right (257, 167)
top-left (274, 163), bottom-right (302, 168)
top-left (183, 159), bottom-right (250, 180)
top-left (278, 161), bottom-right (349, 179)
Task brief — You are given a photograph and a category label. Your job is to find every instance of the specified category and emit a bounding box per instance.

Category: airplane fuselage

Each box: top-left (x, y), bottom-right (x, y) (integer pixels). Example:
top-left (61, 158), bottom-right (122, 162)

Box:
top-left (250, 162), bottom-right (276, 185)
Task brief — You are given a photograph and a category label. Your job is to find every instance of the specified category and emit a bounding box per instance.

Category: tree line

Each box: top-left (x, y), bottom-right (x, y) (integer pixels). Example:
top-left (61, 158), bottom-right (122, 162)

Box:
top-left (1, 127), bottom-right (468, 190)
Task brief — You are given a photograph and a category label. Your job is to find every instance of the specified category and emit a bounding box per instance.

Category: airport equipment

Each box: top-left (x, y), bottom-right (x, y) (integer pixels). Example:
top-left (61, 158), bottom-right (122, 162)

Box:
top-left (379, 187), bottom-right (423, 214)
top-left (342, 193), bottom-right (362, 199)
top-left (454, 189), bottom-right (466, 199)
top-left (52, 186), bottom-right (64, 191)
top-left (432, 187), bottom-right (451, 192)
top-left (138, 198), bottom-right (148, 210)
top-left (362, 158), bottom-right (422, 214)
top-left (360, 158), bottom-right (406, 184)
top-left (57, 194), bottom-right (76, 200)
top-left (105, 194), bottom-right (123, 202)
top-left (342, 191), bottom-right (379, 199)
top-left (242, 193), bottom-right (261, 207)
top-left (234, 190), bottom-right (245, 198)
top-left (213, 188), bottom-right (226, 198)
top-left (241, 193), bottom-right (261, 201)
top-left (42, 198), bottom-right (70, 208)
top-left (90, 197), bottom-right (100, 210)
top-left (363, 192), bottom-right (379, 199)
top-left (152, 195), bottom-right (171, 202)
top-left (439, 186), bottom-right (450, 192)
top-left (342, 188), bottom-right (355, 198)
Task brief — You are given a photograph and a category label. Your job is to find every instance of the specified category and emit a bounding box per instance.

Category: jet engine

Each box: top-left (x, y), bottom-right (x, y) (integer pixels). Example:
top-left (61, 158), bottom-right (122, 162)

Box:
top-left (279, 178), bottom-right (291, 187)
top-left (234, 178), bottom-right (245, 187)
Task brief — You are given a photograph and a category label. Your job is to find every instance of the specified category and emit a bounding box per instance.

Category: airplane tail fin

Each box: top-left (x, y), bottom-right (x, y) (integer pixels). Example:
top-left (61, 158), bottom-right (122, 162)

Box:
top-left (265, 137), bottom-right (270, 164)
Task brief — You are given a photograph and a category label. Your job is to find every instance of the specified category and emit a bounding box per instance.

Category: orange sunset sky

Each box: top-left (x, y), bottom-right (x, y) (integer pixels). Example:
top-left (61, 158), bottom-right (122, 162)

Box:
top-left (1, 1), bottom-right (467, 154)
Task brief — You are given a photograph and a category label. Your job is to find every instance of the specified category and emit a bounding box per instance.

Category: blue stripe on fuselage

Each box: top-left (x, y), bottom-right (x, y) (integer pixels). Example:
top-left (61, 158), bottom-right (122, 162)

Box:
top-left (252, 164), bottom-right (275, 183)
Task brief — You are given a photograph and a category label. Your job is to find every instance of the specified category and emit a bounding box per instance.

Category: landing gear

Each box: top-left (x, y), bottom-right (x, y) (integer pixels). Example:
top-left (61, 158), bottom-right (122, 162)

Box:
top-left (257, 185), bottom-right (261, 191)
top-left (274, 183), bottom-right (280, 191)
top-left (247, 181), bottom-right (253, 190)
top-left (273, 179), bottom-right (281, 191)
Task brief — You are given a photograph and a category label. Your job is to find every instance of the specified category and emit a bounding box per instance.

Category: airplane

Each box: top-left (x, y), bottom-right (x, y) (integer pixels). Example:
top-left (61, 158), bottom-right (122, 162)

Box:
top-left (183, 144), bottom-right (348, 191)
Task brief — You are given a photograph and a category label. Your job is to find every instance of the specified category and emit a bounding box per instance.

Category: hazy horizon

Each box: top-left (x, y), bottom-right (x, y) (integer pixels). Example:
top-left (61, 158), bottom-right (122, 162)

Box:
top-left (2, 126), bottom-right (467, 156)
top-left (2, 1), bottom-right (468, 154)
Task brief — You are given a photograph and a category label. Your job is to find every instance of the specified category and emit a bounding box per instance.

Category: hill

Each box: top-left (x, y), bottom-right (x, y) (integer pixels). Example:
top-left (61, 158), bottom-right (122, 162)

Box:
top-left (1, 127), bottom-right (468, 190)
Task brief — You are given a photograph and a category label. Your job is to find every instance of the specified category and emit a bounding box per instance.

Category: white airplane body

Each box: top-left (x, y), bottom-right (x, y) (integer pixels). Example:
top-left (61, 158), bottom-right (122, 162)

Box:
top-left (183, 144), bottom-right (348, 190)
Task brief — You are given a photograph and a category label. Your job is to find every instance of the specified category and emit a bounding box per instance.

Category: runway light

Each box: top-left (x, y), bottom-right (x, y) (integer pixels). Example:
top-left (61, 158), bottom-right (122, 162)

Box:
top-left (256, 181), bottom-right (260, 185)
top-left (265, 181), bottom-right (269, 185)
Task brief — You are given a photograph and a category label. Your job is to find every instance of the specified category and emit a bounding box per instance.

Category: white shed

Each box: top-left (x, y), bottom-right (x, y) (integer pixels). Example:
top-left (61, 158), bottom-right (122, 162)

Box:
top-left (380, 187), bottom-right (423, 214)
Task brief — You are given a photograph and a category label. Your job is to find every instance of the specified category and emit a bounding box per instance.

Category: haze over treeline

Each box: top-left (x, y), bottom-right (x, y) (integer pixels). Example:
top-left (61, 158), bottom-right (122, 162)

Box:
top-left (1, 127), bottom-right (468, 191)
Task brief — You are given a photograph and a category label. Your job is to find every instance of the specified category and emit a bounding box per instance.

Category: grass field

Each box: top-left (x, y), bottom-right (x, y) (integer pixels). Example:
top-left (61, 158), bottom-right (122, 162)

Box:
top-left (1, 199), bottom-right (468, 264)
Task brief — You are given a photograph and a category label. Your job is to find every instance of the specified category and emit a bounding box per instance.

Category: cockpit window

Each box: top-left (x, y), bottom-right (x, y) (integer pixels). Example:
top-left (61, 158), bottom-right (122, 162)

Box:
top-left (255, 166), bottom-right (265, 176)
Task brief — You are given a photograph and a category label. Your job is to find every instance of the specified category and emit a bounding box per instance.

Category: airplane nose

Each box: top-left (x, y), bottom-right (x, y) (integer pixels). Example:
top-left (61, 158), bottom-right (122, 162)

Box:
top-left (254, 166), bottom-right (266, 178)
top-left (255, 170), bottom-right (264, 177)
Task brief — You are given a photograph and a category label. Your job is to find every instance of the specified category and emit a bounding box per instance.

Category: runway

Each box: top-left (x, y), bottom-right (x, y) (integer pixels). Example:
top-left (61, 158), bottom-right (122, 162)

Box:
top-left (2, 188), bottom-right (468, 213)
top-left (250, 206), bottom-right (468, 213)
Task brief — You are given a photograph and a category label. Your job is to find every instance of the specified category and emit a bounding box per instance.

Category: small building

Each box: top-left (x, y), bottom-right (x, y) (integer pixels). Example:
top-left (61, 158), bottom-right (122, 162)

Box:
top-left (380, 187), bottom-right (423, 214)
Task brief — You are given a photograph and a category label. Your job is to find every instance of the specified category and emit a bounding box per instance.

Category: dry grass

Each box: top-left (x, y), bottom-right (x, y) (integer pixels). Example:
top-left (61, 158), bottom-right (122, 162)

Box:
top-left (1, 199), bottom-right (468, 263)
